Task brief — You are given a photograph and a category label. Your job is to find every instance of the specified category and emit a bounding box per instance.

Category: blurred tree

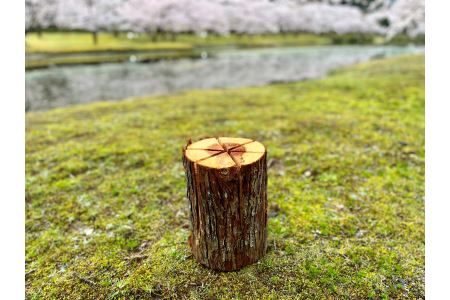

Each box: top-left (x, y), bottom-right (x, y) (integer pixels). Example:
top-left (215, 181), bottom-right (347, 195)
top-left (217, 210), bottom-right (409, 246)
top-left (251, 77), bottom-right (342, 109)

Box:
top-left (25, 0), bottom-right (58, 36)
top-left (25, 0), bottom-right (424, 40)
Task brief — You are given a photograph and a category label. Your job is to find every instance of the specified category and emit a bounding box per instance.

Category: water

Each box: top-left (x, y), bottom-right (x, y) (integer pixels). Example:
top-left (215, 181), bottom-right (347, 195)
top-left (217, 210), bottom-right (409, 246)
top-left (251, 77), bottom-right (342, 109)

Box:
top-left (25, 45), bottom-right (423, 111)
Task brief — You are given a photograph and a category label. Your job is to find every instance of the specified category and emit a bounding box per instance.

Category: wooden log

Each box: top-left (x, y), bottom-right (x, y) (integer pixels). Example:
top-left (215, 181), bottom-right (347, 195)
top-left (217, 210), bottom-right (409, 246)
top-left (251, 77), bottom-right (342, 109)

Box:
top-left (182, 137), bottom-right (268, 271)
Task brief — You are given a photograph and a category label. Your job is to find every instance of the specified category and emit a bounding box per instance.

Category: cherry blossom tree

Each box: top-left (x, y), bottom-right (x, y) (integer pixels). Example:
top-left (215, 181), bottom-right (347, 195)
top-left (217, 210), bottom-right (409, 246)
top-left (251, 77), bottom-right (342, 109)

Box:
top-left (54, 0), bottom-right (96, 40)
top-left (54, 0), bottom-right (127, 43)
top-left (369, 0), bottom-right (425, 38)
top-left (96, 0), bottom-right (127, 37)
top-left (25, 0), bottom-right (58, 35)
top-left (182, 0), bottom-right (229, 35)
top-left (25, 0), bottom-right (424, 40)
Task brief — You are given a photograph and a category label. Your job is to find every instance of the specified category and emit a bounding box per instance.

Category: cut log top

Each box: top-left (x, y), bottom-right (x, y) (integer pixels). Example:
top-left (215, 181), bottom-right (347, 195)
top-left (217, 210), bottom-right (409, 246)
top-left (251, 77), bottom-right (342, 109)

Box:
top-left (185, 137), bottom-right (266, 169)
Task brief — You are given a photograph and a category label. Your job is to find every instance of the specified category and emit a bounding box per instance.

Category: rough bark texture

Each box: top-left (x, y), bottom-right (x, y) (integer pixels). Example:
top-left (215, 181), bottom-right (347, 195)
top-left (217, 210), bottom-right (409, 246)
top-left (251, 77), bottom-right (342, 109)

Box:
top-left (182, 139), bottom-right (268, 271)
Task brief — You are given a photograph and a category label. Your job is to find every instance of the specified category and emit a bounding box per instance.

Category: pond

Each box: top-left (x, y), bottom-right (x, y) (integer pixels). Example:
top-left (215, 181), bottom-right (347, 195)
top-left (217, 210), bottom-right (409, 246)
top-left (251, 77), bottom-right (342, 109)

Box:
top-left (26, 45), bottom-right (423, 111)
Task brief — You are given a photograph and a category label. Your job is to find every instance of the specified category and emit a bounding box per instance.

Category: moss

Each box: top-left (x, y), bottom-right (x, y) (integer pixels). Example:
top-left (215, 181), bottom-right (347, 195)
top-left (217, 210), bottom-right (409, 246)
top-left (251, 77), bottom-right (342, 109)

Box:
top-left (26, 54), bottom-right (424, 299)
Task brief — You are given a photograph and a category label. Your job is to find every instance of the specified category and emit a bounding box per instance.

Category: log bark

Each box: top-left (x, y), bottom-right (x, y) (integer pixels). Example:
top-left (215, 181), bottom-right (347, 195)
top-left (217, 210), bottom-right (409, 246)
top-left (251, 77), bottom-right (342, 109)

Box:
top-left (182, 137), bottom-right (268, 271)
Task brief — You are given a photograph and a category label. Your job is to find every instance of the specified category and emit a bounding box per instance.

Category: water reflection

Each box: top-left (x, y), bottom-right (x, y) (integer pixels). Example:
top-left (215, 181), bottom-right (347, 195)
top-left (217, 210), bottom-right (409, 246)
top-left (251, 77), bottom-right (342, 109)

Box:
top-left (25, 45), bottom-right (423, 111)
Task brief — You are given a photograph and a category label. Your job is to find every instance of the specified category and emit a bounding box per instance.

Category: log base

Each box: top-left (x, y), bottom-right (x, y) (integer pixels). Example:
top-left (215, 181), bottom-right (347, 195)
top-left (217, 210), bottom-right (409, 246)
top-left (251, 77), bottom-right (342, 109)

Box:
top-left (182, 137), bottom-right (268, 271)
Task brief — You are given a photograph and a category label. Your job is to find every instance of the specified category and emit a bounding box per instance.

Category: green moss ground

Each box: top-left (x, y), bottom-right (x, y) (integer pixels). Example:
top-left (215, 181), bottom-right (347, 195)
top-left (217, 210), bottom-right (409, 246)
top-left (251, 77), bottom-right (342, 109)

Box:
top-left (26, 55), bottom-right (424, 299)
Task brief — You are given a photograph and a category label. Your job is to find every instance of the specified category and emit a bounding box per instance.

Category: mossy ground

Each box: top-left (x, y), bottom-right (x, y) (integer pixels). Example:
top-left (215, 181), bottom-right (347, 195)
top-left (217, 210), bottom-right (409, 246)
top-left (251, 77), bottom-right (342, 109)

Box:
top-left (26, 55), bottom-right (424, 299)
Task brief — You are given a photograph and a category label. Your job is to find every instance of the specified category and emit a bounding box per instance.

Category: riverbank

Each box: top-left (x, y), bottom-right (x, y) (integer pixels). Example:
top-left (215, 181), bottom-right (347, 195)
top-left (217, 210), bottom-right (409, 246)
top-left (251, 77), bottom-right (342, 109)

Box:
top-left (25, 32), bottom-right (333, 69)
top-left (26, 45), bottom-right (422, 111)
top-left (26, 50), bottom-right (202, 70)
top-left (25, 32), bottom-right (424, 70)
top-left (26, 54), bottom-right (424, 299)
top-left (26, 32), bottom-right (333, 54)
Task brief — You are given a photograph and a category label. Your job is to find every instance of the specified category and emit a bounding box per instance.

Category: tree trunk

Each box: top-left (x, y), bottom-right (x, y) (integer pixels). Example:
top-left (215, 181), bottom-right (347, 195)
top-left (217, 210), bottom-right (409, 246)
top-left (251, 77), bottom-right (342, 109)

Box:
top-left (148, 32), bottom-right (158, 42)
top-left (92, 31), bottom-right (98, 44)
top-left (182, 137), bottom-right (268, 271)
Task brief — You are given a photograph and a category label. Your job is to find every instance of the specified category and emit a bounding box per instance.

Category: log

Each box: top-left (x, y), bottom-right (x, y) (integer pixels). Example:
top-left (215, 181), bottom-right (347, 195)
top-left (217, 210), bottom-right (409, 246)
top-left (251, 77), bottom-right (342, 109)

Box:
top-left (182, 137), bottom-right (268, 271)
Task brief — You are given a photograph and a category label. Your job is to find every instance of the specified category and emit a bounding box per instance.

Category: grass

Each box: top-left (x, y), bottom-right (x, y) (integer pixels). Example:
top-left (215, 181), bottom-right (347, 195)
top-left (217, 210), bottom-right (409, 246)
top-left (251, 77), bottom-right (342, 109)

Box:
top-left (25, 32), bottom-right (192, 54)
top-left (26, 54), bottom-right (424, 299)
top-left (176, 32), bottom-right (333, 48)
top-left (25, 32), bottom-right (333, 54)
